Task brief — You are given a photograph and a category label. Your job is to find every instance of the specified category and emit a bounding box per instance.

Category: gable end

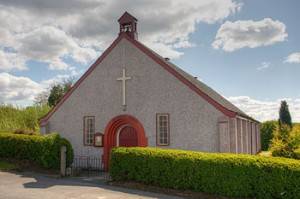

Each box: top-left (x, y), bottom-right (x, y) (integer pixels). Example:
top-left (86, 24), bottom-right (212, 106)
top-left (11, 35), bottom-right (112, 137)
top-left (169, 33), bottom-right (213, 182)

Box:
top-left (40, 33), bottom-right (244, 126)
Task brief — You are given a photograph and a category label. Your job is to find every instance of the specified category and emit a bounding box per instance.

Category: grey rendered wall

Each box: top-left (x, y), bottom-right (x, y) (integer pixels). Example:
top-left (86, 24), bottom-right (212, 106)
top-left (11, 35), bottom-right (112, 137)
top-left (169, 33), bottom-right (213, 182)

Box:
top-left (46, 38), bottom-right (226, 157)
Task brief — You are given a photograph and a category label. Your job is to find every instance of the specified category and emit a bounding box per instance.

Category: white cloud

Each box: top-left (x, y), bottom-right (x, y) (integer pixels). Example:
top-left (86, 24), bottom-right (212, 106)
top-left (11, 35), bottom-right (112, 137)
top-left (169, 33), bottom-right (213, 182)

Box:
top-left (18, 26), bottom-right (97, 70)
top-left (0, 0), bottom-right (243, 104)
top-left (48, 59), bottom-right (70, 71)
top-left (0, 73), bottom-right (43, 103)
top-left (0, 50), bottom-right (27, 71)
top-left (0, 0), bottom-right (241, 67)
top-left (40, 68), bottom-right (82, 88)
top-left (146, 42), bottom-right (184, 59)
top-left (228, 96), bottom-right (300, 122)
top-left (284, 52), bottom-right (300, 64)
top-left (212, 18), bottom-right (287, 52)
top-left (0, 0), bottom-right (100, 14)
top-left (257, 62), bottom-right (270, 71)
top-left (0, 70), bottom-right (83, 105)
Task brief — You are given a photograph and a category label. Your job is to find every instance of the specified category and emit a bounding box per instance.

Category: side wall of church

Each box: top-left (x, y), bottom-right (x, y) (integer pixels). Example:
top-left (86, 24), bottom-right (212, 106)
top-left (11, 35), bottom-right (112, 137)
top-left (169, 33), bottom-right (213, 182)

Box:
top-left (45, 38), bottom-right (227, 158)
top-left (218, 117), bottom-right (260, 154)
top-left (233, 117), bottom-right (260, 154)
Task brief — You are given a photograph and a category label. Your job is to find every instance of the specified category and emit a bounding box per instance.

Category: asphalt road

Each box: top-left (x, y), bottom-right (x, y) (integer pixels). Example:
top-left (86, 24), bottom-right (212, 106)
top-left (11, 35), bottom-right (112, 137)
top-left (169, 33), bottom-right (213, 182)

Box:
top-left (0, 171), bottom-right (182, 199)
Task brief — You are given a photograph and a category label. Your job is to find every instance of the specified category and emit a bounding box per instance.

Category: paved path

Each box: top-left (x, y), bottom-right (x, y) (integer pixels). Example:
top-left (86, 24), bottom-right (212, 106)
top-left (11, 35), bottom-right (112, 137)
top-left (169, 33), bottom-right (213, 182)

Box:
top-left (0, 171), bottom-right (182, 199)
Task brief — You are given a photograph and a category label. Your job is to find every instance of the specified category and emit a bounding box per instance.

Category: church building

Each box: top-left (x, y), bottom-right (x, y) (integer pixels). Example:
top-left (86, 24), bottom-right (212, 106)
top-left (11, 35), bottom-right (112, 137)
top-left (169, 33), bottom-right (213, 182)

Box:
top-left (40, 12), bottom-right (261, 170)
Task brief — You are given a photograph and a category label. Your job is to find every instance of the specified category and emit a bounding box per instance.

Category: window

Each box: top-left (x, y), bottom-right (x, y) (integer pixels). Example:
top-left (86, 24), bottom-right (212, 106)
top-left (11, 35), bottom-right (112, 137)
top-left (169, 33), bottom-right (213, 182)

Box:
top-left (83, 116), bottom-right (95, 145)
top-left (156, 113), bottom-right (169, 146)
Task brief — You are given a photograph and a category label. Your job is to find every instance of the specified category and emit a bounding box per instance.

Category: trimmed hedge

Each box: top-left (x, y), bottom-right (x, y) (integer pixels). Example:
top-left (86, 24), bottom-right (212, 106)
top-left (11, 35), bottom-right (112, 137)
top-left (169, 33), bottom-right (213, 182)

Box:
top-left (110, 147), bottom-right (300, 199)
top-left (0, 133), bottom-right (73, 169)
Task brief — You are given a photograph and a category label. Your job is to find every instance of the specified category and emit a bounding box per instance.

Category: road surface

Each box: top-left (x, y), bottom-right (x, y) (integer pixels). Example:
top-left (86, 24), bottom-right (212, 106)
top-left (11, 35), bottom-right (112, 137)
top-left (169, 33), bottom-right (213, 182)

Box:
top-left (0, 171), bottom-right (182, 199)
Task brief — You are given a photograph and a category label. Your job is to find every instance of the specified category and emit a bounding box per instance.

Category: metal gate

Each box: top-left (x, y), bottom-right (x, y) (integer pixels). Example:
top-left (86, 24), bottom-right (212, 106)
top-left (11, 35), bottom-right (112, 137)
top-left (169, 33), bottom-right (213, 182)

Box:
top-left (69, 156), bottom-right (106, 177)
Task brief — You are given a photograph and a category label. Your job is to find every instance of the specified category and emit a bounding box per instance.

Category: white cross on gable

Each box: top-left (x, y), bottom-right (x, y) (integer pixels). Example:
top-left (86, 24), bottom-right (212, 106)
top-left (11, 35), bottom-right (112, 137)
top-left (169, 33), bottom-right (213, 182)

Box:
top-left (117, 69), bottom-right (131, 108)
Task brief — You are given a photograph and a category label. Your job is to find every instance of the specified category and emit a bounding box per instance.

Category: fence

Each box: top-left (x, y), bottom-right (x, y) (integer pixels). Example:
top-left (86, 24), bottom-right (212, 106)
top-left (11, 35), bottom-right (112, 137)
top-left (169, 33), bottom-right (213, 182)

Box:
top-left (69, 155), bottom-right (105, 177)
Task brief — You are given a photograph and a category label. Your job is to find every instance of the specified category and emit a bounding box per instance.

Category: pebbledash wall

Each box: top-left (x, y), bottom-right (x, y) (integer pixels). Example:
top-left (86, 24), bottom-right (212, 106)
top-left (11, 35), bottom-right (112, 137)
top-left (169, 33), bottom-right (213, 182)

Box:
top-left (41, 38), bottom-right (260, 158)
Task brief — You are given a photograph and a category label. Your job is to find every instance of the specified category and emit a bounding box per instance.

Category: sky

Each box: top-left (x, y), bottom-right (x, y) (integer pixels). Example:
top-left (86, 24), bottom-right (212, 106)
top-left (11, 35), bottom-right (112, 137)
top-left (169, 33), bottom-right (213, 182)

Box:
top-left (0, 0), bottom-right (299, 122)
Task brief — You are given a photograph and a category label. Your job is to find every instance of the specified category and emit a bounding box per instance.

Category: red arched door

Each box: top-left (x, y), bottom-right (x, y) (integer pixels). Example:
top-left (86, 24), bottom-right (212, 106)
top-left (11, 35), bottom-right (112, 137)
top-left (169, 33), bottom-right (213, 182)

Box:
top-left (103, 114), bottom-right (148, 171)
top-left (119, 126), bottom-right (138, 147)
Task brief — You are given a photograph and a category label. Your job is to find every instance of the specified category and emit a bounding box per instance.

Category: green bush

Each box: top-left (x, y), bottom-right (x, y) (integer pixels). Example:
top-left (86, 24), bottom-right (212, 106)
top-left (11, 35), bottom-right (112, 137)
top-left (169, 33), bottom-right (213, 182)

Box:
top-left (110, 147), bottom-right (300, 199)
top-left (271, 138), bottom-right (293, 158)
top-left (0, 133), bottom-right (73, 169)
top-left (294, 148), bottom-right (300, 160)
top-left (260, 121), bottom-right (277, 150)
top-left (271, 125), bottom-right (300, 159)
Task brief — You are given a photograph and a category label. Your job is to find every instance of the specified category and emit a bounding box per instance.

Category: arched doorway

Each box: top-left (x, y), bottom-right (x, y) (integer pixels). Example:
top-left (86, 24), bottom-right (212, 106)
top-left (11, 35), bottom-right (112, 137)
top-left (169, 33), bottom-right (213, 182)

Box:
top-left (118, 126), bottom-right (138, 147)
top-left (103, 115), bottom-right (147, 171)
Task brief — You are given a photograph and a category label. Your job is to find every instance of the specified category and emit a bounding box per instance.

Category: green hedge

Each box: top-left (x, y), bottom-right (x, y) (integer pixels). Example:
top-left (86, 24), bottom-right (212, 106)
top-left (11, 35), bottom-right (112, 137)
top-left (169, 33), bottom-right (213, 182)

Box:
top-left (110, 147), bottom-right (300, 199)
top-left (0, 133), bottom-right (73, 169)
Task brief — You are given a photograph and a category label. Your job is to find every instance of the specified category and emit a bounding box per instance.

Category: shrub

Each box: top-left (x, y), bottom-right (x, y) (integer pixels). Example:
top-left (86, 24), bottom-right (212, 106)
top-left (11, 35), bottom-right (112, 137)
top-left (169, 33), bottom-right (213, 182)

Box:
top-left (271, 138), bottom-right (293, 158)
top-left (271, 125), bottom-right (300, 159)
top-left (260, 121), bottom-right (277, 150)
top-left (110, 147), bottom-right (300, 199)
top-left (294, 148), bottom-right (300, 160)
top-left (290, 126), bottom-right (300, 148)
top-left (0, 133), bottom-right (73, 169)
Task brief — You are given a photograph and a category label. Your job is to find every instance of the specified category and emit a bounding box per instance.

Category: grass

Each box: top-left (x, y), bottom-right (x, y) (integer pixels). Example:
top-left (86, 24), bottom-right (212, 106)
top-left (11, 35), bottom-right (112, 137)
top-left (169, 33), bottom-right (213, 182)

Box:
top-left (0, 160), bottom-right (17, 171)
top-left (0, 104), bottom-right (50, 132)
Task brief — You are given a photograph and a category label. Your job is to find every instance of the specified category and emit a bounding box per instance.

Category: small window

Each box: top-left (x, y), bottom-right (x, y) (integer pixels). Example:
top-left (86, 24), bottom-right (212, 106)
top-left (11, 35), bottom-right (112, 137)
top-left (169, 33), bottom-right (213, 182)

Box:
top-left (83, 116), bottom-right (95, 146)
top-left (156, 113), bottom-right (169, 146)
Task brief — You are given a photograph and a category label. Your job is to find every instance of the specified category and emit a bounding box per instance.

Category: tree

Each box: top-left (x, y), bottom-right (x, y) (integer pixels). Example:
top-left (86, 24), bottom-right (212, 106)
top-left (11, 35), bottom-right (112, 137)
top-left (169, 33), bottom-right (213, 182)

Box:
top-left (47, 79), bottom-right (74, 107)
top-left (260, 121), bottom-right (276, 151)
top-left (48, 85), bottom-right (64, 107)
top-left (34, 91), bottom-right (49, 106)
top-left (279, 100), bottom-right (292, 128)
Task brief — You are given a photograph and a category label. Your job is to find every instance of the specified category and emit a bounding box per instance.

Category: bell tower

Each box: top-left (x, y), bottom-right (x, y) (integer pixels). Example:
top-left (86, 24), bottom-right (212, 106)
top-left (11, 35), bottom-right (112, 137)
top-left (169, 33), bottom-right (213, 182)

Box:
top-left (118, 12), bottom-right (138, 40)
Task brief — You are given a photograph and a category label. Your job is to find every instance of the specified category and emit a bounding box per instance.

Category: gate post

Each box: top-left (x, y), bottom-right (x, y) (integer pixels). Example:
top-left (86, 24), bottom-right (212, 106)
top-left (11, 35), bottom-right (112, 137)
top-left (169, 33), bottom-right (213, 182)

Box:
top-left (60, 146), bottom-right (67, 177)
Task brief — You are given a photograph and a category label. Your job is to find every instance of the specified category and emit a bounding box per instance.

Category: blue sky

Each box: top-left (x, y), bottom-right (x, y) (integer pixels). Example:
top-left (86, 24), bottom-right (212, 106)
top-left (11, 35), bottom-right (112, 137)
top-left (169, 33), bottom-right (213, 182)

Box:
top-left (0, 0), bottom-right (299, 121)
top-left (176, 0), bottom-right (300, 100)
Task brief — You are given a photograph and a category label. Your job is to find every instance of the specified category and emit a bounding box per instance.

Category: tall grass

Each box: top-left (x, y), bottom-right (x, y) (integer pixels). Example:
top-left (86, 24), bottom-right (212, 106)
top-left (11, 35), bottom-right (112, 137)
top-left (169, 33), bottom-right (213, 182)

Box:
top-left (0, 104), bottom-right (50, 132)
